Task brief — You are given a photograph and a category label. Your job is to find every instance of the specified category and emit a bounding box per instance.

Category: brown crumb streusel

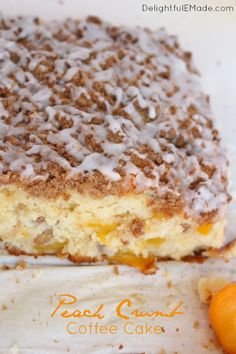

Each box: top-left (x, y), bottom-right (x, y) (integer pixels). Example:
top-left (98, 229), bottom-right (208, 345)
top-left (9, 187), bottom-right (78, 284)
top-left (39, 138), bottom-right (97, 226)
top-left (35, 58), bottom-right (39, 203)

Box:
top-left (0, 15), bottom-right (230, 221)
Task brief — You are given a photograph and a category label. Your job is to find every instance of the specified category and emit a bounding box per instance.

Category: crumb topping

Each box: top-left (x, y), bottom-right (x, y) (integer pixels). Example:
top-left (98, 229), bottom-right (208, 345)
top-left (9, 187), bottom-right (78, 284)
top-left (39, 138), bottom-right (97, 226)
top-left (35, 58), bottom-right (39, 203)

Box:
top-left (0, 15), bottom-right (229, 218)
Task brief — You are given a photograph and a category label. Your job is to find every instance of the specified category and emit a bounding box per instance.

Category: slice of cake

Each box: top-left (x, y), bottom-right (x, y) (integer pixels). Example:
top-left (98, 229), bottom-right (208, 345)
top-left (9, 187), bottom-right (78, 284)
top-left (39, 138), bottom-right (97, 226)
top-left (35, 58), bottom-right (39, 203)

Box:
top-left (0, 15), bottom-right (230, 272)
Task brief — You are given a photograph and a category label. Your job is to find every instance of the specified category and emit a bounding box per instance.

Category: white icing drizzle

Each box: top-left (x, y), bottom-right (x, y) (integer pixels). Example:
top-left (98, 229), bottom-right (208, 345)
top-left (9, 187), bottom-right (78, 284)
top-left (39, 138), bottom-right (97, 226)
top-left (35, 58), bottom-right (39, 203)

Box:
top-left (0, 15), bottom-right (229, 216)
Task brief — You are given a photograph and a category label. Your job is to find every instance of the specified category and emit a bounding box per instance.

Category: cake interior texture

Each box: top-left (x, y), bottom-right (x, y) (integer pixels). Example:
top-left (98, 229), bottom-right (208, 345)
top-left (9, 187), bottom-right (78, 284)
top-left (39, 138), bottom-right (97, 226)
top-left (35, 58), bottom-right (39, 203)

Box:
top-left (0, 185), bottom-right (226, 261)
top-left (0, 15), bottom-right (230, 270)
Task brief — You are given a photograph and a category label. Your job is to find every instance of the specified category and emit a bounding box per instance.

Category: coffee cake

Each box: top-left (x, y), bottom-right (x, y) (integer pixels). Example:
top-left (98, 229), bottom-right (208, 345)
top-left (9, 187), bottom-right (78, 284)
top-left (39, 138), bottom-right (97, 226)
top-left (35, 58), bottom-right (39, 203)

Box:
top-left (0, 15), bottom-right (230, 272)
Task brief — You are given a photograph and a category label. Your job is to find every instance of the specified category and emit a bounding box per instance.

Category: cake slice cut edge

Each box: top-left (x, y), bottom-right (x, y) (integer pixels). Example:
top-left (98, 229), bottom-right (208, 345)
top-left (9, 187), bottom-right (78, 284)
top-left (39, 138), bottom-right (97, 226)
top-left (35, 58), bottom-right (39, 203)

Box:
top-left (0, 184), bottom-right (227, 273)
